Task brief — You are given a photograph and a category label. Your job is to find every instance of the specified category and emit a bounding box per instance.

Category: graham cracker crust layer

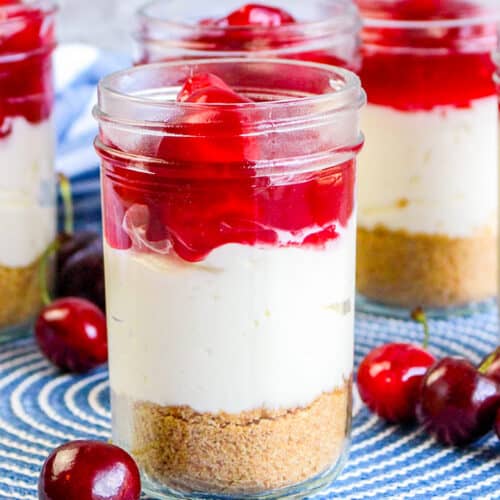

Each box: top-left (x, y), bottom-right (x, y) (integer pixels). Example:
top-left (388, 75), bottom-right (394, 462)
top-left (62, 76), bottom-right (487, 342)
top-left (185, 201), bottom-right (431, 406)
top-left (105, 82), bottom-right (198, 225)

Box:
top-left (0, 260), bottom-right (43, 329)
top-left (357, 225), bottom-right (496, 308)
top-left (131, 383), bottom-right (351, 495)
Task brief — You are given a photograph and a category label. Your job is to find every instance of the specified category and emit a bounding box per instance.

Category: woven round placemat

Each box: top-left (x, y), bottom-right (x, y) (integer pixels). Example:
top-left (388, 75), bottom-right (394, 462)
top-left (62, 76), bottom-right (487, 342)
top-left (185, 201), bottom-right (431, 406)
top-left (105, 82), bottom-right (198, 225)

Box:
top-left (0, 307), bottom-right (498, 500)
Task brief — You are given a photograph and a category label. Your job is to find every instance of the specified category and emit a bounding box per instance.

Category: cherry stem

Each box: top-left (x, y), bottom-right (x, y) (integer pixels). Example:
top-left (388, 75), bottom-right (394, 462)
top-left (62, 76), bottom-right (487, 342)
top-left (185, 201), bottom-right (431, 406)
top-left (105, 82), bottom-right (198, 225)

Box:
top-left (58, 173), bottom-right (74, 236)
top-left (411, 307), bottom-right (430, 350)
top-left (39, 238), bottom-right (60, 307)
top-left (478, 347), bottom-right (500, 375)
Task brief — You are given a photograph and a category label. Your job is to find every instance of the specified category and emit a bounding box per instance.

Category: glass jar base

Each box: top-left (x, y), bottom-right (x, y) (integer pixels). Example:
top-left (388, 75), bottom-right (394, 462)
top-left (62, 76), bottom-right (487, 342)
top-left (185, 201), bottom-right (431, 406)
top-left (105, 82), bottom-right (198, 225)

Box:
top-left (355, 294), bottom-right (495, 319)
top-left (141, 443), bottom-right (350, 500)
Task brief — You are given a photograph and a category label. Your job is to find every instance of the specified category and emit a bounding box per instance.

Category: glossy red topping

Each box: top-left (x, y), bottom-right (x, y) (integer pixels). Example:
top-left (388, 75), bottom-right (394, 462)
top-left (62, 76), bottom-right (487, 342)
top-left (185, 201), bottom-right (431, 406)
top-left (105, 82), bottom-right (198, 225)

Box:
top-left (358, 0), bottom-right (482, 22)
top-left (139, 3), bottom-right (357, 71)
top-left (0, 0), bottom-right (55, 137)
top-left (0, 0), bottom-right (21, 8)
top-left (101, 73), bottom-right (355, 262)
top-left (359, 0), bottom-right (497, 110)
top-left (203, 3), bottom-right (295, 28)
top-left (194, 2), bottom-right (297, 53)
top-left (177, 73), bottom-right (252, 104)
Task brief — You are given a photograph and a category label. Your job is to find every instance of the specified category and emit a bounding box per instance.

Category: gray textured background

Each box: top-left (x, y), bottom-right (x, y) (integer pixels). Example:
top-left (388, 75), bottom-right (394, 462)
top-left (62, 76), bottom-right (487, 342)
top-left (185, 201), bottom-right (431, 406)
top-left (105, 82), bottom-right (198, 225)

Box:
top-left (58, 0), bottom-right (146, 51)
top-left (55, 0), bottom-right (319, 51)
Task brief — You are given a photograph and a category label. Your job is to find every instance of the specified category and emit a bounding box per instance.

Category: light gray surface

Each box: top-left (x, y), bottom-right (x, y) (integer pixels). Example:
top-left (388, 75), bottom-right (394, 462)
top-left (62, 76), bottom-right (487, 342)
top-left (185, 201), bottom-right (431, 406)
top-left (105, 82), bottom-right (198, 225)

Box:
top-left (57, 0), bottom-right (146, 51)
top-left (56, 0), bottom-right (334, 52)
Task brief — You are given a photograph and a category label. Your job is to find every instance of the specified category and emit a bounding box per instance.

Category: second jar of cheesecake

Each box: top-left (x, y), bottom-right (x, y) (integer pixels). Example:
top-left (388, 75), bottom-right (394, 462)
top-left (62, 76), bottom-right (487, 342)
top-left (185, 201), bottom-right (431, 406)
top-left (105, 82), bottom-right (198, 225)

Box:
top-left (134, 0), bottom-right (361, 71)
top-left (356, 0), bottom-right (499, 314)
top-left (0, 0), bottom-right (57, 334)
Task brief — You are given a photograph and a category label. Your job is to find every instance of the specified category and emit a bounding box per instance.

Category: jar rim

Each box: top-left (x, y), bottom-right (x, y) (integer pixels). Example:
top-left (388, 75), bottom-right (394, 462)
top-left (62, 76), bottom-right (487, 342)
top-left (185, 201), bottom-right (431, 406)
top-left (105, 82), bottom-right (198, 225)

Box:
top-left (95, 58), bottom-right (365, 174)
top-left (97, 57), bottom-right (364, 117)
top-left (136, 0), bottom-right (360, 39)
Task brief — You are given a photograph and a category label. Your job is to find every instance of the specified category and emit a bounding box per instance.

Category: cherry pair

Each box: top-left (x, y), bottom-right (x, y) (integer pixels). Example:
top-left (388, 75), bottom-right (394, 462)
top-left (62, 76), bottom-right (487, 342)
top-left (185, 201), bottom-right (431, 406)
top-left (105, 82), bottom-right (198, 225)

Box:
top-left (358, 310), bottom-right (500, 445)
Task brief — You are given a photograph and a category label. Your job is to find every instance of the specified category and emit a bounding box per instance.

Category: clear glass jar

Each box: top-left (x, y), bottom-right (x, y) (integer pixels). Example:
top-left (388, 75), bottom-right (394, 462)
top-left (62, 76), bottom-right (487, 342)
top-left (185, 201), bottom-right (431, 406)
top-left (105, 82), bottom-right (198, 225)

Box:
top-left (94, 58), bottom-right (364, 499)
top-left (495, 42), bottom-right (500, 327)
top-left (0, 0), bottom-right (57, 335)
top-left (356, 0), bottom-right (500, 317)
top-left (134, 0), bottom-right (361, 71)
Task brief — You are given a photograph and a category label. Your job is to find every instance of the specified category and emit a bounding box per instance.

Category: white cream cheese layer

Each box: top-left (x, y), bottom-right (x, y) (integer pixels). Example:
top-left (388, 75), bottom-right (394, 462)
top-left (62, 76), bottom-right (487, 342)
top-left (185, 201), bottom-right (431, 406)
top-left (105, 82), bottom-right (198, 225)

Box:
top-left (105, 218), bottom-right (355, 414)
top-left (358, 96), bottom-right (498, 237)
top-left (0, 117), bottom-right (56, 268)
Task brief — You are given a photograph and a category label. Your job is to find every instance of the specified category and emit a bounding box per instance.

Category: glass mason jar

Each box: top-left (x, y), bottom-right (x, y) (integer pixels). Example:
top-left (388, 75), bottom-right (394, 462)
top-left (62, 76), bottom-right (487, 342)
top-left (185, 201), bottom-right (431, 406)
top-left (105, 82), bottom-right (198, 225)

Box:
top-left (495, 41), bottom-right (500, 327)
top-left (134, 0), bottom-right (361, 71)
top-left (0, 0), bottom-right (57, 335)
top-left (94, 58), bottom-right (364, 499)
top-left (356, 0), bottom-right (500, 316)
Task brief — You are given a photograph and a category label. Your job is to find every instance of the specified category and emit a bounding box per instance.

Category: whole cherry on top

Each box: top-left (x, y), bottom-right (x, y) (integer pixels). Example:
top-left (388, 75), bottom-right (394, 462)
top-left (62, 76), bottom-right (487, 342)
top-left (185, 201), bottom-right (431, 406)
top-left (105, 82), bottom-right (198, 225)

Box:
top-left (106, 72), bottom-right (263, 263)
top-left (195, 3), bottom-right (298, 52)
top-left (177, 72), bottom-right (252, 104)
top-left (203, 3), bottom-right (296, 27)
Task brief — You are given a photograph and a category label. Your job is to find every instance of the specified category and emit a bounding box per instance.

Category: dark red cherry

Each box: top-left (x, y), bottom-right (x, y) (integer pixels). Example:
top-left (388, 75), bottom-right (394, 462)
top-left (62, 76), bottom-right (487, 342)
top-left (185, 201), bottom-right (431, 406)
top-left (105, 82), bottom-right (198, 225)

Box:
top-left (57, 235), bottom-right (105, 311)
top-left (35, 297), bottom-right (107, 373)
top-left (38, 440), bottom-right (141, 500)
top-left (416, 357), bottom-right (500, 445)
top-left (357, 342), bottom-right (436, 423)
top-left (177, 73), bottom-right (251, 104)
top-left (495, 409), bottom-right (500, 440)
top-left (155, 71), bottom-right (257, 167)
top-left (55, 174), bottom-right (105, 310)
top-left (57, 231), bottom-right (100, 270)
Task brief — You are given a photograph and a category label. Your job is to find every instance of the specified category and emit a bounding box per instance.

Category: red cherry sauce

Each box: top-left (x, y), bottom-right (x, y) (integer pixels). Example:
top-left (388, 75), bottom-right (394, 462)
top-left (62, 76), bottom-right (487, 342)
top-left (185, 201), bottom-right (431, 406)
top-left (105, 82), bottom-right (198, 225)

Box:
top-left (203, 3), bottom-right (296, 28)
top-left (358, 0), bottom-right (497, 111)
top-left (100, 73), bottom-right (356, 262)
top-left (140, 3), bottom-right (356, 70)
top-left (0, 0), bottom-right (55, 138)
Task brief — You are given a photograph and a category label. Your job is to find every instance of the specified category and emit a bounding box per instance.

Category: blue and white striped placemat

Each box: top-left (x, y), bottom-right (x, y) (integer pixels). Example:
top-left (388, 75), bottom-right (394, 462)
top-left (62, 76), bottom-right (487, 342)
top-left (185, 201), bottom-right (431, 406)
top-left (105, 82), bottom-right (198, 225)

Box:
top-left (1, 45), bottom-right (499, 500)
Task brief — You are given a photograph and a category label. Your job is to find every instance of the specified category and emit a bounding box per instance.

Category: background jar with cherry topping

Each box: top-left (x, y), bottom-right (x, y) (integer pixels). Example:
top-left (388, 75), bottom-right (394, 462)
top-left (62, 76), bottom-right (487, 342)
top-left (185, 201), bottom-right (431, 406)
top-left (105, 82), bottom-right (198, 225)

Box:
top-left (94, 58), bottom-right (365, 499)
top-left (133, 0), bottom-right (361, 71)
top-left (0, 0), bottom-right (57, 336)
top-left (356, 0), bottom-right (500, 317)
top-left (494, 32), bottom-right (500, 333)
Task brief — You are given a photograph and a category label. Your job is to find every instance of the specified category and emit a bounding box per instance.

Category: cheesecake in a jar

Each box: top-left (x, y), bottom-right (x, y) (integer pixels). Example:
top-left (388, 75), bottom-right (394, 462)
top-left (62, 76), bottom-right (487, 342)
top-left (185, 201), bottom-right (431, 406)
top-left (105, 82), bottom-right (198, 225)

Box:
top-left (356, 0), bottom-right (499, 313)
top-left (494, 44), bottom-right (500, 330)
top-left (95, 59), bottom-right (364, 498)
top-left (134, 0), bottom-right (361, 71)
top-left (0, 0), bottom-right (57, 332)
